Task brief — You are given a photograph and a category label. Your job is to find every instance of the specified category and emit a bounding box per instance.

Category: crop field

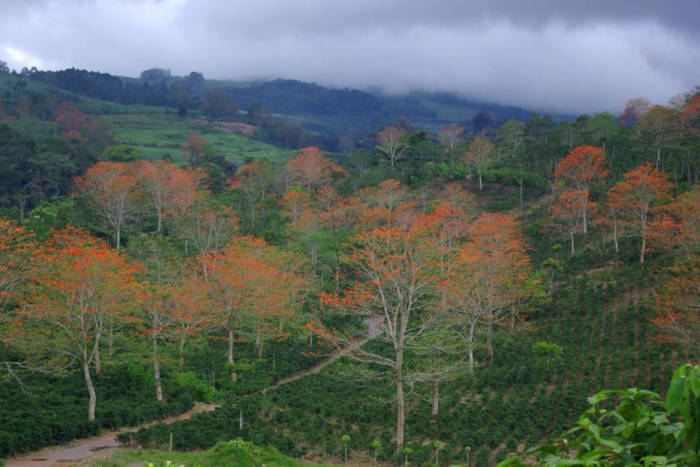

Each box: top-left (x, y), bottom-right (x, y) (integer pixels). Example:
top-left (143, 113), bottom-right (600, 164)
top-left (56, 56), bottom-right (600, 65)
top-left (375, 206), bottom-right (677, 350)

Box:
top-left (103, 113), bottom-right (293, 164)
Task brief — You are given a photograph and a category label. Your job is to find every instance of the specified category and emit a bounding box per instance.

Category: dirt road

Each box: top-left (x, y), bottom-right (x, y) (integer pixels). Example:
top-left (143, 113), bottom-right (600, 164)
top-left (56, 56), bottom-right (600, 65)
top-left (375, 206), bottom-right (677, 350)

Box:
top-left (5, 403), bottom-right (218, 467)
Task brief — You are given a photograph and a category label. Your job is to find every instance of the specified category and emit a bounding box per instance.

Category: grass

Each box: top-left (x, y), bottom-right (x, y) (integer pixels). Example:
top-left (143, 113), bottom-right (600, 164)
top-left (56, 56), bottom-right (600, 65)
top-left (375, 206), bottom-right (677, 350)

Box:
top-left (103, 114), bottom-right (293, 165)
top-left (98, 440), bottom-right (338, 467)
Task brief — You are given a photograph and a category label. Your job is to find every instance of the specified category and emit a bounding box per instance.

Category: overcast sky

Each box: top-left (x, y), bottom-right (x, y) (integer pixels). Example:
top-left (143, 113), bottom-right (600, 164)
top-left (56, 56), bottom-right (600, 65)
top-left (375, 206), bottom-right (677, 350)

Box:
top-left (1, 0), bottom-right (699, 114)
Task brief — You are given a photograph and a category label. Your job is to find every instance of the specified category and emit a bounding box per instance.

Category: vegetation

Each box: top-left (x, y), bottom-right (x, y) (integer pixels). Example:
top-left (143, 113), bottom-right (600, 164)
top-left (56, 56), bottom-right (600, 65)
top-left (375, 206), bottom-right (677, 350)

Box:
top-left (99, 439), bottom-right (337, 466)
top-left (0, 65), bottom-right (698, 465)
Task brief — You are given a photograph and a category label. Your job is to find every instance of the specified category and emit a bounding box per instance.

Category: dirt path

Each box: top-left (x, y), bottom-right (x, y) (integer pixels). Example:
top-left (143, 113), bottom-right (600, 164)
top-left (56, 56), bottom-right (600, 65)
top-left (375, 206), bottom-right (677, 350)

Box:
top-left (6, 332), bottom-right (376, 466)
top-left (262, 337), bottom-right (369, 394)
top-left (5, 403), bottom-right (219, 467)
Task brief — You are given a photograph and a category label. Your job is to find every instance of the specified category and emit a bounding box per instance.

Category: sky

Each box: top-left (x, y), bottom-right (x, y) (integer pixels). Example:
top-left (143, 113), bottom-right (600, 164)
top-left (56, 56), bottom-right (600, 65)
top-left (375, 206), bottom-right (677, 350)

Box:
top-left (1, 0), bottom-right (699, 114)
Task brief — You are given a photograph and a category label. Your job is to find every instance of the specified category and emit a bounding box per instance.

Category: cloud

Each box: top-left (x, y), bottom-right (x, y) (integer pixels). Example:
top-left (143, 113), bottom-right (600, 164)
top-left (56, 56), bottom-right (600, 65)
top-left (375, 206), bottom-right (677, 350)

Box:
top-left (1, 0), bottom-right (698, 114)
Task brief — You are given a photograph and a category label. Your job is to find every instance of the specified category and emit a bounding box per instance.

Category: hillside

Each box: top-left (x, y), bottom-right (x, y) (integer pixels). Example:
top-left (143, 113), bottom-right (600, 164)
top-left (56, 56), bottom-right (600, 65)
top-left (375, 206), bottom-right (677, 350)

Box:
top-left (18, 68), bottom-right (567, 146)
top-left (0, 66), bottom-right (698, 466)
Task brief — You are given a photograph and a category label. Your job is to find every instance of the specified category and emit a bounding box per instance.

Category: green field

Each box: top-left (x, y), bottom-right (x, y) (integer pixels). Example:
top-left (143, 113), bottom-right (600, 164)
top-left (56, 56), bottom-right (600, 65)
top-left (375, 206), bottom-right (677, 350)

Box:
top-left (99, 440), bottom-right (337, 467)
top-left (103, 113), bottom-right (293, 165)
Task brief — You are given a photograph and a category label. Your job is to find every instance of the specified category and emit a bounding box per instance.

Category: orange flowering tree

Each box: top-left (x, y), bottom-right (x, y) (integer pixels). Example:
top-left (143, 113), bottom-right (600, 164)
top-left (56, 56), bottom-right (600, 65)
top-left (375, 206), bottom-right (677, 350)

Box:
top-left (170, 271), bottom-right (210, 371)
top-left (286, 147), bottom-right (344, 193)
top-left (462, 136), bottom-right (495, 191)
top-left (176, 202), bottom-right (238, 277)
top-left (653, 257), bottom-right (699, 356)
top-left (319, 221), bottom-right (441, 453)
top-left (202, 236), bottom-right (311, 380)
top-left (548, 190), bottom-right (593, 255)
top-left (0, 220), bottom-right (37, 327)
top-left (555, 145), bottom-right (608, 233)
top-left (73, 161), bottom-right (140, 251)
top-left (446, 213), bottom-right (534, 365)
top-left (608, 163), bottom-right (673, 263)
top-left (11, 227), bottom-right (138, 420)
top-left (136, 160), bottom-right (202, 233)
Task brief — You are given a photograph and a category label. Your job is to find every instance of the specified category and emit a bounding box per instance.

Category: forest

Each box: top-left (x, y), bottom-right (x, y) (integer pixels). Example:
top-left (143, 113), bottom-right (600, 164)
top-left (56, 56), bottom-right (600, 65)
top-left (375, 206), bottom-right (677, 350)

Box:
top-left (0, 63), bottom-right (698, 466)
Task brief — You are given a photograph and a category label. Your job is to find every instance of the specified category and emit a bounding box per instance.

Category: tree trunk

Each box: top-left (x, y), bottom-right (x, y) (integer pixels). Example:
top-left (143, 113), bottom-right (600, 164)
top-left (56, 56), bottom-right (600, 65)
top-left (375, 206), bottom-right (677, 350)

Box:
top-left (178, 336), bottom-right (186, 371)
top-left (478, 168), bottom-right (483, 191)
top-left (93, 329), bottom-right (101, 375)
top-left (115, 225), bottom-right (121, 252)
top-left (395, 368), bottom-right (405, 453)
top-left (154, 335), bottom-right (163, 402)
top-left (570, 231), bottom-right (575, 255)
top-left (582, 205), bottom-right (588, 234)
top-left (519, 177), bottom-right (524, 205)
top-left (640, 231), bottom-right (646, 264)
top-left (228, 328), bottom-right (237, 382)
top-left (430, 379), bottom-right (440, 420)
top-left (156, 202), bottom-right (162, 233)
top-left (108, 319), bottom-right (114, 357)
top-left (487, 321), bottom-right (494, 364)
top-left (395, 347), bottom-right (405, 453)
top-left (256, 327), bottom-right (264, 359)
top-left (612, 216), bottom-right (619, 254)
top-left (82, 352), bottom-right (97, 422)
top-left (467, 321), bottom-right (476, 372)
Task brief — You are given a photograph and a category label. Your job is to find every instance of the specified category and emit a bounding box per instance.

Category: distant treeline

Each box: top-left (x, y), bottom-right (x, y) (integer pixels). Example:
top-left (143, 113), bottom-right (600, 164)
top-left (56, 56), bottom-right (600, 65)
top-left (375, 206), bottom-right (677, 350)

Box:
top-left (13, 66), bottom-right (540, 145)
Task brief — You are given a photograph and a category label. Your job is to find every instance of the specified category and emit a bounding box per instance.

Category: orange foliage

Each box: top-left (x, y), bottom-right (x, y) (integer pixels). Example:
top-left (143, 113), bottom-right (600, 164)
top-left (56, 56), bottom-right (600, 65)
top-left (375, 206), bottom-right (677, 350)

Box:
top-left (548, 190), bottom-right (594, 254)
top-left (653, 258), bottom-right (699, 356)
top-left (0, 220), bottom-right (37, 326)
top-left (608, 163), bottom-right (673, 263)
top-left (54, 101), bottom-right (86, 135)
top-left (136, 160), bottom-right (203, 232)
top-left (555, 145), bottom-right (608, 191)
top-left (202, 236), bottom-right (310, 359)
top-left (286, 147), bottom-right (344, 192)
top-left (13, 227), bottom-right (139, 366)
top-left (73, 161), bottom-right (140, 251)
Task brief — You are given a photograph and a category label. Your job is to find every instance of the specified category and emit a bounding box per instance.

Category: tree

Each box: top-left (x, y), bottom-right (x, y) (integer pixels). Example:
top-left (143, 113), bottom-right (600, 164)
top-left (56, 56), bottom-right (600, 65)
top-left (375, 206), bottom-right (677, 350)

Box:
top-left (73, 161), bottom-right (140, 251)
top-left (376, 126), bottom-right (409, 167)
top-left (11, 227), bottom-right (138, 420)
top-left (319, 220), bottom-right (441, 453)
top-left (555, 146), bottom-right (608, 233)
top-left (202, 236), bottom-right (308, 379)
top-left (230, 159), bottom-right (279, 233)
top-left (170, 271), bottom-right (209, 371)
top-left (0, 220), bottom-right (38, 379)
top-left (203, 88), bottom-right (237, 120)
top-left (439, 122), bottom-right (465, 151)
top-left (181, 133), bottom-right (211, 167)
top-left (439, 123), bottom-right (465, 166)
top-left (137, 160), bottom-right (202, 233)
top-left (54, 101), bottom-right (86, 137)
top-left (127, 235), bottom-right (181, 402)
top-left (637, 105), bottom-right (678, 169)
top-left (618, 97), bottom-right (651, 127)
top-left (286, 147), bottom-right (344, 193)
top-left (548, 190), bottom-right (590, 255)
top-left (496, 120), bottom-right (528, 204)
top-left (678, 96), bottom-right (700, 184)
top-left (653, 258), bottom-right (699, 356)
top-left (454, 213), bottom-right (533, 363)
top-left (608, 163), bottom-right (673, 263)
top-left (462, 137), bottom-right (494, 191)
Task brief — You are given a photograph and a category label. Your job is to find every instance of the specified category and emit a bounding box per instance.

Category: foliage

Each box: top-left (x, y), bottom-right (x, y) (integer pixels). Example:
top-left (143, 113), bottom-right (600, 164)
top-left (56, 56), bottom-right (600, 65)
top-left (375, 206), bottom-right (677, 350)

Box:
top-left (100, 439), bottom-right (335, 467)
top-left (508, 364), bottom-right (700, 466)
